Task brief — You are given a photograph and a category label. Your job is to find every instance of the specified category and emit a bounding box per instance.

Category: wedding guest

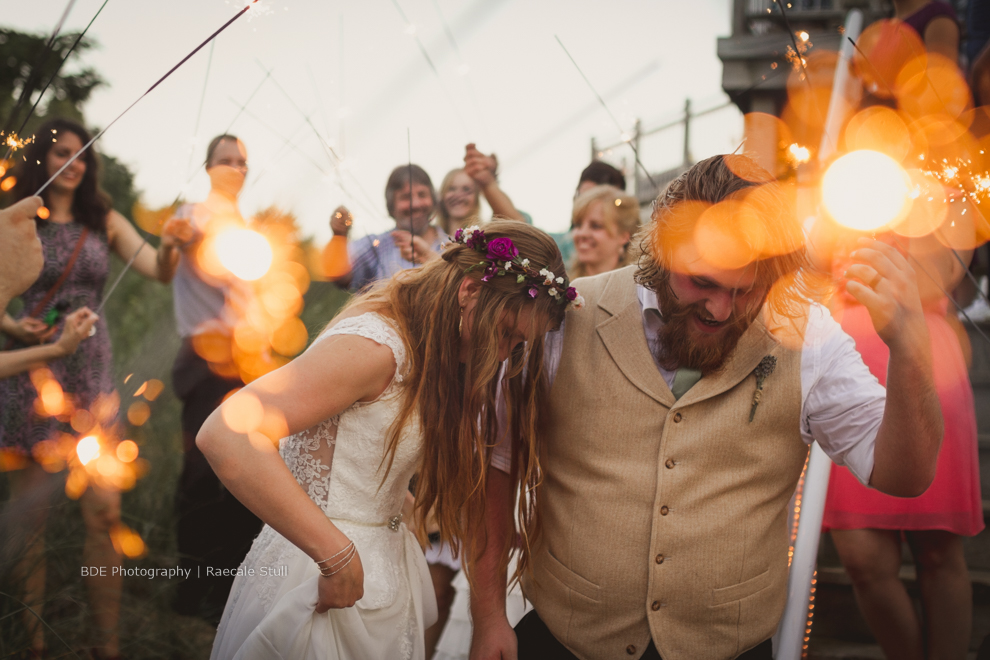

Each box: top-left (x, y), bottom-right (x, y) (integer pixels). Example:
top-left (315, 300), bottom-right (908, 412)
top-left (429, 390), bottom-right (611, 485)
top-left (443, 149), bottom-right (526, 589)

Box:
top-left (576, 160), bottom-right (626, 195)
top-left (0, 118), bottom-right (183, 660)
top-left (470, 155), bottom-right (942, 660)
top-left (823, 231), bottom-right (981, 660)
top-left (568, 185), bottom-right (640, 279)
top-left (894, 0), bottom-right (959, 61)
top-left (167, 134), bottom-right (264, 624)
top-left (328, 164), bottom-right (445, 291)
top-left (0, 196), bottom-right (45, 311)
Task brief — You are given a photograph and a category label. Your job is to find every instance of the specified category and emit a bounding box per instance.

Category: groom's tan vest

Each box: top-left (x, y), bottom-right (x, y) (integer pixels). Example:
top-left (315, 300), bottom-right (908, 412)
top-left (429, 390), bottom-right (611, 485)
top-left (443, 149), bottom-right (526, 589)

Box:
top-left (522, 267), bottom-right (809, 660)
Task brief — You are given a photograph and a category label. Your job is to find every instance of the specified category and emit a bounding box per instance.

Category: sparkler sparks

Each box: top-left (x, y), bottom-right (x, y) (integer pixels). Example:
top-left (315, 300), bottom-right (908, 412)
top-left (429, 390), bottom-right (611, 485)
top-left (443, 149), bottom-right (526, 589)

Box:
top-left (822, 150), bottom-right (911, 232)
top-left (787, 143), bottom-right (811, 165)
top-left (228, 0), bottom-right (273, 20)
top-left (213, 229), bottom-right (274, 281)
top-left (2, 131), bottom-right (34, 152)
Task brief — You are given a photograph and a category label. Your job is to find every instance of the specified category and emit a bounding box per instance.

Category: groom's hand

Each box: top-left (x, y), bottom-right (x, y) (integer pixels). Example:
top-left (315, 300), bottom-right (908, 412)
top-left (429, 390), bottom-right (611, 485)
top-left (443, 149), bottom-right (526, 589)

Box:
top-left (316, 550), bottom-right (364, 612)
top-left (470, 614), bottom-right (517, 660)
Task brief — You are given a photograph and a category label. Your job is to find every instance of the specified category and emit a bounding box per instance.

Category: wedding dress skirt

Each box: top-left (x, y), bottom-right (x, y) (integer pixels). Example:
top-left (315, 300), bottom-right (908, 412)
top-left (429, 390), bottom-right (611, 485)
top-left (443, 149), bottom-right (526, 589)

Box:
top-left (210, 314), bottom-right (437, 659)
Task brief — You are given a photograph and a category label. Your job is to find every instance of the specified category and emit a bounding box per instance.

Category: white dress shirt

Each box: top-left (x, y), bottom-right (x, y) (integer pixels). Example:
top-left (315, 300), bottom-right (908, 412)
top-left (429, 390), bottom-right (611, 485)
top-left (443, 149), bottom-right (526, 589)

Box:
top-left (493, 285), bottom-right (886, 486)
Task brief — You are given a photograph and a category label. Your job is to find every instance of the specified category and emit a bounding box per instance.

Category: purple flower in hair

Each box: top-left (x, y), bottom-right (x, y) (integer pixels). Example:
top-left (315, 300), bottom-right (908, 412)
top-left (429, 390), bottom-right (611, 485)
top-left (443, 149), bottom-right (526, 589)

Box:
top-left (527, 286), bottom-right (539, 299)
top-left (465, 230), bottom-right (486, 251)
top-left (482, 262), bottom-right (500, 282)
top-left (486, 237), bottom-right (519, 261)
top-left (454, 228), bottom-right (464, 242)
top-left (565, 287), bottom-right (578, 302)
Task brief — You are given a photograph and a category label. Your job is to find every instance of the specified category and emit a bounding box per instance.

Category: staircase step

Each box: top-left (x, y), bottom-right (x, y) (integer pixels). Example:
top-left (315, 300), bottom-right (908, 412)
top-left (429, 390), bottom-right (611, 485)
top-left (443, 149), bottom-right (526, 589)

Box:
top-left (806, 638), bottom-right (886, 660)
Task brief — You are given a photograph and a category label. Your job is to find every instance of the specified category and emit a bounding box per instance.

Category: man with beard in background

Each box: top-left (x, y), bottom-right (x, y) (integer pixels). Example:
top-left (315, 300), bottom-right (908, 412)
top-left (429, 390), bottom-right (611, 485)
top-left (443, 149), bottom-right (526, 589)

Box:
top-left (329, 163), bottom-right (446, 292)
top-left (469, 155), bottom-right (944, 660)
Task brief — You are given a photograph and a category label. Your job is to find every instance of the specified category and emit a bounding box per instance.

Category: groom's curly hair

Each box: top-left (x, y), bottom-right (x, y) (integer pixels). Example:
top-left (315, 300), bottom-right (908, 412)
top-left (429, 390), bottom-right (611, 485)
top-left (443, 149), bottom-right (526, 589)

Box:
top-left (635, 154), bottom-right (821, 324)
top-left (333, 219), bottom-right (567, 585)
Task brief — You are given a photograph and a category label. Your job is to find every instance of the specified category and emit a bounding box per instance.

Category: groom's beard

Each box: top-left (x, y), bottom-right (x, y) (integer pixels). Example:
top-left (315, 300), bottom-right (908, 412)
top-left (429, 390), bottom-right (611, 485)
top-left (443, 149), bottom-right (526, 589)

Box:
top-left (652, 279), bottom-right (760, 376)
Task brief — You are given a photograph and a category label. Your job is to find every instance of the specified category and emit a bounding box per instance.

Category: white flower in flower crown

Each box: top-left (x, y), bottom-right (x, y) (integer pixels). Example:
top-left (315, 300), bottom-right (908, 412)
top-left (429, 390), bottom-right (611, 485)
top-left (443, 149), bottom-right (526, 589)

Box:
top-left (570, 294), bottom-right (586, 309)
top-left (521, 258), bottom-right (530, 267)
top-left (539, 268), bottom-right (554, 285)
top-left (548, 288), bottom-right (560, 298)
top-left (555, 276), bottom-right (564, 285)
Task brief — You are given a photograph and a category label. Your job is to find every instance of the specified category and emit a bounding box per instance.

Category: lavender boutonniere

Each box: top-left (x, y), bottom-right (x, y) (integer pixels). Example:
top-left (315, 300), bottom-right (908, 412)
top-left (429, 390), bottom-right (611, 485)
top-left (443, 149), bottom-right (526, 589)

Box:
top-left (748, 355), bottom-right (777, 422)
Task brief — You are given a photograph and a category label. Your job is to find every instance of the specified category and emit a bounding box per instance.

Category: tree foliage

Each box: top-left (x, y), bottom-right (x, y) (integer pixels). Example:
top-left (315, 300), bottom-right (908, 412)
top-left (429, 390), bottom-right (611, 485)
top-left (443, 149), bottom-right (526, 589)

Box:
top-left (0, 28), bottom-right (104, 135)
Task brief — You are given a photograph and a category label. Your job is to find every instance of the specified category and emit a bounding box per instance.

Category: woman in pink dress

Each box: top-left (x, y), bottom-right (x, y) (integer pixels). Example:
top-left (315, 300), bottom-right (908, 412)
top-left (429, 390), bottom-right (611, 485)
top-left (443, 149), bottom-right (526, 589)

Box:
top-left (823, 232), bottom-right (983, 660)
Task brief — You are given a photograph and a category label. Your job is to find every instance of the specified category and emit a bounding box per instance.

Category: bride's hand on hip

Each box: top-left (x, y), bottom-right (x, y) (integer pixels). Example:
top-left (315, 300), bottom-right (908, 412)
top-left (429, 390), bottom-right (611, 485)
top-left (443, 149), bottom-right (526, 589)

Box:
top-left (316, 550), bottom-right (364, 612)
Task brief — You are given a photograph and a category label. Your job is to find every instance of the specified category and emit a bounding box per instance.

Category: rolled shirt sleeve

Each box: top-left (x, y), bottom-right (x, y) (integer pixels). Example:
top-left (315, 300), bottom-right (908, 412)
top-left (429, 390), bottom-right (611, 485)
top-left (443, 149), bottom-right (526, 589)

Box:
top-left (800, 304), bottom-right (885, 486)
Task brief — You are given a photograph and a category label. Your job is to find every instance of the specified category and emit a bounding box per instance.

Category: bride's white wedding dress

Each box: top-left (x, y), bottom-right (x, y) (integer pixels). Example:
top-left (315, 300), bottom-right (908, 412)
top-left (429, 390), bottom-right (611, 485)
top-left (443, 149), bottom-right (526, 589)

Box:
top-left (210, 313), bottom-right (437, 660)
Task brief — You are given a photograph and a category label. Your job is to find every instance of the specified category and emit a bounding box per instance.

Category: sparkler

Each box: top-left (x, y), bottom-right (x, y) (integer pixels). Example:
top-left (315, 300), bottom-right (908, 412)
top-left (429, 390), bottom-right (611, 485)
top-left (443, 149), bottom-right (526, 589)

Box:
top-left (555, 35), bottom-right (657, 189)
top-left (822, 150), bottom-right (911, 232)
top-left (258, 62), bottom-right (385, 222)
top-left (214, 228), bottom-right (274, 280)
top-left (185, 41), bottom-right (216, 176)
top-left (773, 0), bottom-right (831, 151)
top-left (407, 128), bottom-right (415, 267)
top-left (389, 0), bottom-right (471, 139)
top-left (0, 0), bottom-right (110, 164)
top-left (844, 36), bottom-right (990, 313)
top-left (85, 3), bottom-right (265, 314)
top-left (34, 0), bottom-right (262, 197)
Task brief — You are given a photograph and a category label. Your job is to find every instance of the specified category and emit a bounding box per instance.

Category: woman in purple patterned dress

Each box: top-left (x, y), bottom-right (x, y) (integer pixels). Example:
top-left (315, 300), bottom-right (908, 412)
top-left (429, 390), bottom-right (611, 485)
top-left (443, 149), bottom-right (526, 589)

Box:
top-left (0, 118), bottom-right (186, 659)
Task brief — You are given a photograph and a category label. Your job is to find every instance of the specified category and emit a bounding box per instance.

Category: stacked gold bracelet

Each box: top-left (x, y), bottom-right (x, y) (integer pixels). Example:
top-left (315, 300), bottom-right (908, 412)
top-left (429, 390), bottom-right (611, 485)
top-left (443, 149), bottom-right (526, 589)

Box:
top-left (316, 542), bottom-right (356, 578)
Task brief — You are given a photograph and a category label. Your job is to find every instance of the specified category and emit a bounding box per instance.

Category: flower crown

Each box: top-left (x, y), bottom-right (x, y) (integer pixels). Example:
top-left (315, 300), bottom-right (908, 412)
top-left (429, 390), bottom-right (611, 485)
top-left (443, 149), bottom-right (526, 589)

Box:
top-left (452, 226), bottom-right (584, 309)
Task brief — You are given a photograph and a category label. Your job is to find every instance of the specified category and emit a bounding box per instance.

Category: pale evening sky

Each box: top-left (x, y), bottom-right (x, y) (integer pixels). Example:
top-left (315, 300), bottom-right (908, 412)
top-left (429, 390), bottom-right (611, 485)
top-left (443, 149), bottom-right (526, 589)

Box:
top-left (4, 0), bottom-right (743, 242)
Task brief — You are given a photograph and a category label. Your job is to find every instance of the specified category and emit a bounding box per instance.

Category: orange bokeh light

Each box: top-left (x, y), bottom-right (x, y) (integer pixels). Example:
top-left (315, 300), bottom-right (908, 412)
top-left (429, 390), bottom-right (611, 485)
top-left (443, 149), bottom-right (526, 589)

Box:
top-left (116, 440), bottom-right (139, 463)
top-left (127, 401), bottom-right (151, 426)
top-left (843, 106), bottom-right (911, 163)
top-left (221, 391), bottom-right (264, 434)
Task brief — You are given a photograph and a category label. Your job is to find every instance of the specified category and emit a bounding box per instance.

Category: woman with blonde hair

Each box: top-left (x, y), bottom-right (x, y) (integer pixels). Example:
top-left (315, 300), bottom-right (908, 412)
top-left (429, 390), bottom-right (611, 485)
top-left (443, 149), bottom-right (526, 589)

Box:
top-left (200, 220), bottom-right (580, 659)
top-left (569, 184), bottom-right (640, 278)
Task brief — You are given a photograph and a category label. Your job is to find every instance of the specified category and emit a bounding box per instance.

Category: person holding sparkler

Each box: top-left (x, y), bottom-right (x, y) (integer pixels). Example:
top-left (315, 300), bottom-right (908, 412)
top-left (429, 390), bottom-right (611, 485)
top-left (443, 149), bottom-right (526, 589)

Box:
top-left (327, 164), bottom-right (445, 291)
top-left (164, 133), bottom-right (265, 624)
top-left (0, 196), bottom-right (45, 312)
top-left (0, 118), bottom-right (185, 660)
top-left (435, 144), bottom-right (527, 239)
top-left (470, 155), bottom-right (943, 660)
top-left (198, 220), bottom-right (578, 660)
top-left (821, 229), bottom-right (982, 660)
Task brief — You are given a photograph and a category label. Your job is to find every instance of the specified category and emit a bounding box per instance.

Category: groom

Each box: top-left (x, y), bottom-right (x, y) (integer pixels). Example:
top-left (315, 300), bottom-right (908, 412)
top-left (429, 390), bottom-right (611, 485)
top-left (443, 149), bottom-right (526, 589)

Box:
top-left (470, 155), bottom-right (943, 660)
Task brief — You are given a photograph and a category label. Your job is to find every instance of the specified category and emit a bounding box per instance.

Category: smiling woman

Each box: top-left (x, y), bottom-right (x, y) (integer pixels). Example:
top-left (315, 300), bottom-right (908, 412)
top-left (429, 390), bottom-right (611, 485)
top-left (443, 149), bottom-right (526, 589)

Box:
top-left (568, 184), bottom-right (640, 279)
top-left (0, 117), bottom-right (184, 659)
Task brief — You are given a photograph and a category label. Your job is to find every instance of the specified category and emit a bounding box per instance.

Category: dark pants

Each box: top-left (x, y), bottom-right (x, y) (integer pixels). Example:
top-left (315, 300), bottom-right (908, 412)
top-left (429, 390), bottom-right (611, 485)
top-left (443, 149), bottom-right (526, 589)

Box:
top-left (172, 339), bottom-right (262, 624)
top-left (515, 609), bottom-right (773, 660)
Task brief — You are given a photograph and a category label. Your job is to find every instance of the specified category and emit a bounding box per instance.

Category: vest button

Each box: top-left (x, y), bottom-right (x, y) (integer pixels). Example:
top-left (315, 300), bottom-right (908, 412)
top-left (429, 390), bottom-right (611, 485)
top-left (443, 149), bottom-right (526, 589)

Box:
top-left (626, 645), bottom-right (637, 655)
top-left (655, 554), bottom-right (664, 564)
top-left (660, 505), bottom-right (669, 515)
top-left (651, 600), bottom-right (661, 611)
top-left (665, 458), bottom-right (675, 469)
top-left (673, 412), bottom-right (683, 423)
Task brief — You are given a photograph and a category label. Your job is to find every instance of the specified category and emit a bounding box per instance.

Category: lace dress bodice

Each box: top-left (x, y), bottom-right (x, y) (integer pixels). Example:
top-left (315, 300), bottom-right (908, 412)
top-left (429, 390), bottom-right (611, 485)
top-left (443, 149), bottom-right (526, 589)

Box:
top-left (241, 313), bottom-right (422, 613)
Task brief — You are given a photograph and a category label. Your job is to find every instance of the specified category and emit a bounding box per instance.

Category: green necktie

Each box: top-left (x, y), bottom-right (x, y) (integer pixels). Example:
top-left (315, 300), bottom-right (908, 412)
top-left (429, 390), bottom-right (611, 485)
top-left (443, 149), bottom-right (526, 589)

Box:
top-left (670, 367), bottom-right (702, 400)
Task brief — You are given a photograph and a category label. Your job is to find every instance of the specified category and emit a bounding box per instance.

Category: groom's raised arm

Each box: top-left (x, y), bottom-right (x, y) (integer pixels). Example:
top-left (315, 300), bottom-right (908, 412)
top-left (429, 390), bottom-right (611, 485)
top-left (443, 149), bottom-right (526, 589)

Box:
top-left (469, 466), bottom-right (517, 660)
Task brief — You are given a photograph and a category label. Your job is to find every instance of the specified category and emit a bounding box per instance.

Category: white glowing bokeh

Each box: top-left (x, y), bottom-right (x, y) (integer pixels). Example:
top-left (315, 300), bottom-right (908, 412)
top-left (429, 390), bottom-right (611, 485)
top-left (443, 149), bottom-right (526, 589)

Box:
top-left (77, 435), bottom-right (101, 465)
top-left (822, 150), bottom-right (911, 232)
top-left (215, 229), bottom-right (273, 281)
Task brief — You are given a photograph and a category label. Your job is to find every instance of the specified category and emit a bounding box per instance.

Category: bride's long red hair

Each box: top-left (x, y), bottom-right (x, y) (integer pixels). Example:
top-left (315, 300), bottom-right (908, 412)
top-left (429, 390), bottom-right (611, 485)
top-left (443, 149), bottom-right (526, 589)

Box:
top-left (338, 220), bottom-right (567, 583)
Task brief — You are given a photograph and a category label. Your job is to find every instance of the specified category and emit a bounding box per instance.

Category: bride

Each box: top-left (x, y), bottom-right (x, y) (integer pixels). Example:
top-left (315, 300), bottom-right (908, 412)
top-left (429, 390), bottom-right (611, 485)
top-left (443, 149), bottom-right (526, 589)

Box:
top-left (197, 220), bottom-right (580, 659)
